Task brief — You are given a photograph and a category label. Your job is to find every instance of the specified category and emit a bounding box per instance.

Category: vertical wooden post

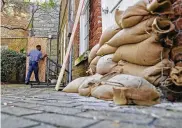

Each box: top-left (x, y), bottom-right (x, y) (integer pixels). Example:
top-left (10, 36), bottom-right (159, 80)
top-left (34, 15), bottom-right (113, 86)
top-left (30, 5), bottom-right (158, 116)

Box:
top-left (55, 0), bottom-right (84, 91)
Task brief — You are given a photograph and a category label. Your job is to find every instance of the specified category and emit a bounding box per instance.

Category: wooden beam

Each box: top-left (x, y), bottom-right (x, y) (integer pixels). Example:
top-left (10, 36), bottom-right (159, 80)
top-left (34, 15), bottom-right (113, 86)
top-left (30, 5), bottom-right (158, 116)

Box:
top-left (55, 0), bottom-right (84, 91)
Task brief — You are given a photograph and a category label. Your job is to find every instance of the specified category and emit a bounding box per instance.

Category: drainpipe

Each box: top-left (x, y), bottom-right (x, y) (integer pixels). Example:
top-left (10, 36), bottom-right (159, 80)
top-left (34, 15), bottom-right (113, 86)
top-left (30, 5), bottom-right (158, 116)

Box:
top-left (68, 0), bottom-right (73, 82)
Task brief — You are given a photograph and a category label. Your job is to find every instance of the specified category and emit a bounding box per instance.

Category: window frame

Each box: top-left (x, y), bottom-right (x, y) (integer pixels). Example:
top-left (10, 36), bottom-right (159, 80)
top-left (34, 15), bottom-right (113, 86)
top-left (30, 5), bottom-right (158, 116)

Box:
top-left (79, 0), bottom-right (90, 56)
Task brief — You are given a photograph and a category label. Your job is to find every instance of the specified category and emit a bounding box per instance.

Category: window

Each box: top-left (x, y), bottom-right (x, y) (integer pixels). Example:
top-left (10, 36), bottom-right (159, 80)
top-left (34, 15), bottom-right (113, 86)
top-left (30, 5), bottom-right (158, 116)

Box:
top-left (79, 0), bottom-right (89, 56)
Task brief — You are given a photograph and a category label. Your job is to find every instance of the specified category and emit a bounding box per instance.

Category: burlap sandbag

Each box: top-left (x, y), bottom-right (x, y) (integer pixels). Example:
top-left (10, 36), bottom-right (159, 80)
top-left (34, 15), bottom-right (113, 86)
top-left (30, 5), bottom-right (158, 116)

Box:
top-left (91, 85), bottom-right (121, 100)
top-left (90, 56), bottom-right (101, 65)
top-left (171, 45), bottom-right (182, 61)
top-left (111, 59), bottom-right (172, 86)
top-left (96, 44), bottom-right (117, 56)
top-left (143, 59), bottom-right (173, 86)
top-left (152, 17), bottom-right (175, 34)
top-left (147, 0), bottom-right (173, 14)
top-left (112, 34), bottom-right (170, 66)
top-left (99, 24), bottom-right (121, 46)
top-left (87, 56), bottom-right (101, 75)
top-left (96, 54), bottom-right (117, 75)
top-left (87, 64), bottom-right (96, 75)
top-left (115, 9), bottom-right (124, 28)
top-left (170, 66), bottom-right (182, 86)
top-left (106, 17), bottom-right (156, 47)
top-left (63, 77), bottom-right (88, 93)
top-left (88, 44), bottom-right (100, 63)
top-left (78, 74), bottom-right (103, 96)
top-left (116, 60), bottom-right (148, 77)
top-left (115, 0), bottom-right (150, 28)
top-left (113, 87), bottom-right (160, 106)
top-left (104, 74), bottom-right (157, 90)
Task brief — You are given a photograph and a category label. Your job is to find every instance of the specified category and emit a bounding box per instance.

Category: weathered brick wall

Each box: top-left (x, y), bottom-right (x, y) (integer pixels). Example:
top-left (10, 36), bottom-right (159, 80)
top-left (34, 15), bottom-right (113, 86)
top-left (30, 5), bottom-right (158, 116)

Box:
top-left (72, 0), bottom-right (87, 79)
top-left (72, 0), bottom-right (102, 79)
top-left (89, 0), bottom-right (102, 48)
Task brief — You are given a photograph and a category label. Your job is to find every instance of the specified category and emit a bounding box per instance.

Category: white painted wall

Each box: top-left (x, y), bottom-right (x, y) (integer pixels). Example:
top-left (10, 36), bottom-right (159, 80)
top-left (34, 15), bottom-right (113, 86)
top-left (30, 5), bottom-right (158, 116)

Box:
top-left (101, 0), bottom-right (140, 31)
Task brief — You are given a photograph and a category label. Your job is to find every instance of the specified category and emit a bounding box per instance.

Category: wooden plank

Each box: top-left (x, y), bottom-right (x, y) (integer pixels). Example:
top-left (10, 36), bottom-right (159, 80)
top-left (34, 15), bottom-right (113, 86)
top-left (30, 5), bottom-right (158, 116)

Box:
top-left (55, 0), bottom-right (84, 91)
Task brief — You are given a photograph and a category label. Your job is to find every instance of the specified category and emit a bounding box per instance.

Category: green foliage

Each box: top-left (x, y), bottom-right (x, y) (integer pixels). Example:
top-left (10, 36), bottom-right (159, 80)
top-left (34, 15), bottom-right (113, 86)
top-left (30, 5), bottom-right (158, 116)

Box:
top-left (1, 49), bottom-right (26, 82)
top-left (24, 0), bottom-right (56, 8)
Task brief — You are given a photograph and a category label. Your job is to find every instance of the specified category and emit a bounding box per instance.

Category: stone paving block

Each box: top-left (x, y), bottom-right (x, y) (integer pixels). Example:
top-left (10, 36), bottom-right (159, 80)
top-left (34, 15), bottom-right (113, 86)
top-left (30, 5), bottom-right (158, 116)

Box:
top-left (1, 114), bottom-right (39, 128)
top-left (1, 106), bottom-right (43, 116)
top-left (154, 118), bottom-right (182, 128)
top-left (154, 103), bottom-right (182, 112)
top-left (22, 99), bottom-right (82, 107)
top-left (10, 101), bottom-right (43, 108)
top-left (32, 123), bottom-right (57, 128)
top-left (33, 105), bottom-right (84, 115)
top-left (77, 110), bottom-right (153, 124)
top-left (88, 120), bottom-right (153, 128)
top-left (25, 113), bottom-right (99, 128)
top-left (141, 107), bottom-right (182, 119)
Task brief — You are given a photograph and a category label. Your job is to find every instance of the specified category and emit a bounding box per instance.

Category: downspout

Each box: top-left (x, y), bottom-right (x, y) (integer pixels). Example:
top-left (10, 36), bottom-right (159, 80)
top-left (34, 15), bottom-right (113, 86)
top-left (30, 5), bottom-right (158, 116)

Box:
top-left (68, 0), bottom-right (73, 82)
top-left (57, 0), bottom-right (62, 72)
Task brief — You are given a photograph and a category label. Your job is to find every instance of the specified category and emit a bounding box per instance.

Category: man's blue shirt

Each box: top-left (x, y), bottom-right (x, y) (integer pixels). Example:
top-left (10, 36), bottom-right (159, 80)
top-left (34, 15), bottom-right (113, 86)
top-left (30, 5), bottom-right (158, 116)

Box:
top-left (27, 49), bottom-right (43, 62)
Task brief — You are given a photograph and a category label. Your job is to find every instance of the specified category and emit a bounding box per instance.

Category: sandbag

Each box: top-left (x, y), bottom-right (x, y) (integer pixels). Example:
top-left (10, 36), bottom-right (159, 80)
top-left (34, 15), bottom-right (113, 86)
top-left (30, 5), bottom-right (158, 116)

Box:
top-left (115, 9), bottom-right (124, 28)
top-left (88, 44), bottom-right (100, 63)
top-left (112, 34), bottom-right (170, 66)
top-left (152, 17), bottom-right (175, 34)
top-left (111, 59), bottom-right (172, 86)
top-left (90, 56), bottom-right (101, 65)
top-left (171, 45), bottom-right (182, 61)
top-left (87, 56), bottom-right (101, 75)
top-left (91, 85), bottom-right (121, 100)
top-left (115, 0), bottom-right (150, 28)
top-left (63, 77), bottom-right (88, 93)
top-left (147, 0), bottom-right (173, 14)
top-left (87, 64), bottom-right (96, 75)
top-left (143, 59), bottom-right (173, 86)
top-left (99, 24), bottom-right (121, 46)
top-left (117, 60), bottom-right (148, 77)
top-left (96, 54), bottom-right (117, 75)
top-left (104, 74), bottom-right (157, 90)
top-left (170, 66), bottom-right (182, 86)
top-left (96, 44), bottom-right (117, 56)
top-left (106, 17), bottom-right (156, 47)
top-left (113, 87), bottom-right (160, 106)
top-left (78, 74), bottom-right (103, 96)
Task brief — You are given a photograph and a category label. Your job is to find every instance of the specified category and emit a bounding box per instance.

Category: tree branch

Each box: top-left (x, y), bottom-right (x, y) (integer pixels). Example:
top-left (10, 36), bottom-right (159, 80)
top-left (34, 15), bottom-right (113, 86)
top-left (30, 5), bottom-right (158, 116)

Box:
top-left (0, 25), bottom-right (27, 30)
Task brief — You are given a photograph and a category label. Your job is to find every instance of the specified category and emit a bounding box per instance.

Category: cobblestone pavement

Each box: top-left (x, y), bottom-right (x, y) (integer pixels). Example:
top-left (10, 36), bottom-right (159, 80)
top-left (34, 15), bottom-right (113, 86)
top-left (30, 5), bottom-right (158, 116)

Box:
top-left (1, 84), bottom-right (182, 128)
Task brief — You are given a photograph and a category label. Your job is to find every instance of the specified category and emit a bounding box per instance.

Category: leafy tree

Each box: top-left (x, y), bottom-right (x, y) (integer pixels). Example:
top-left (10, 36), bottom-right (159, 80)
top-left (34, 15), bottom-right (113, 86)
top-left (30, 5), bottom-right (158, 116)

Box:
top-left (1, 0), bottom-right (57, 30)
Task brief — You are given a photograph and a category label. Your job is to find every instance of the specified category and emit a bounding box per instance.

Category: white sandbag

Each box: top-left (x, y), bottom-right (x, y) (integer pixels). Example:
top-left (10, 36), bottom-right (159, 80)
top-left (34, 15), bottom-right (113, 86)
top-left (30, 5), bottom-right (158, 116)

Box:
top-left (63, 77), bottom-right (88, 93)
top-left (104, 74), bottom-right (156, 90)
top-left (96, 54), bottom-right (117, 75)
top-left (78, 74), bottom-right (103, 96)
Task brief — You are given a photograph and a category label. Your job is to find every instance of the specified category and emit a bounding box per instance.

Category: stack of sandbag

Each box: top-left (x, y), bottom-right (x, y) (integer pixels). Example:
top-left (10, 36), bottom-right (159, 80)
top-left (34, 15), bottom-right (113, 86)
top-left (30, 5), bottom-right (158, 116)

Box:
top-left (63, 0), bottom-right (178, 106)
top-left (87, 0), bottom-right (175, 86)
top-left (63, 74), bottom-right (160, 106)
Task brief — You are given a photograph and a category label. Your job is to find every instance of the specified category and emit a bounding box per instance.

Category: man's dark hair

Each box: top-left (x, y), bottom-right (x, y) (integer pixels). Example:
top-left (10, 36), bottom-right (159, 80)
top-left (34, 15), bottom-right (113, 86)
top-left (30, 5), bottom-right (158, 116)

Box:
top-left (36, 45), bottom-right (41, 48)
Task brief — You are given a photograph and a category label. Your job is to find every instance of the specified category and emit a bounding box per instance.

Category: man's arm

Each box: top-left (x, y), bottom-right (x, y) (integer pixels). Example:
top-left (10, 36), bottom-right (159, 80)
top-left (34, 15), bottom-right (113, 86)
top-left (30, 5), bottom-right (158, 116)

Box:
top-left (38, 52), bottom-right (47, 60)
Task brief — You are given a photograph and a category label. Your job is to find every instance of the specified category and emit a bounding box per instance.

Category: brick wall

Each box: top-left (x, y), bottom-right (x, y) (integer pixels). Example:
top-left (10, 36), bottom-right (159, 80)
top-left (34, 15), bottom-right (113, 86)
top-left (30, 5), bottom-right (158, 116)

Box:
top-left (89, 0), bottom-right (102, 48)
top-left (72, 0), bottom-right (102, 79)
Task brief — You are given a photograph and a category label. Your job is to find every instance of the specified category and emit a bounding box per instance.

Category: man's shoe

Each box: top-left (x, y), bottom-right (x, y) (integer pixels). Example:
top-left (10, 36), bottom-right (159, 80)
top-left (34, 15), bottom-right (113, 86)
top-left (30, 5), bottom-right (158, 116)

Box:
top-left (25, 82), bottom-right (29, 85)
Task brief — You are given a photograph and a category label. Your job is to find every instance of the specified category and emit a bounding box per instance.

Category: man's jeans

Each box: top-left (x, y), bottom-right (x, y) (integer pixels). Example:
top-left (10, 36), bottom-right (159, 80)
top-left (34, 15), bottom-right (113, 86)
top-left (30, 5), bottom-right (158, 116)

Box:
top-left (25, 61), bottom-right (39, 83)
